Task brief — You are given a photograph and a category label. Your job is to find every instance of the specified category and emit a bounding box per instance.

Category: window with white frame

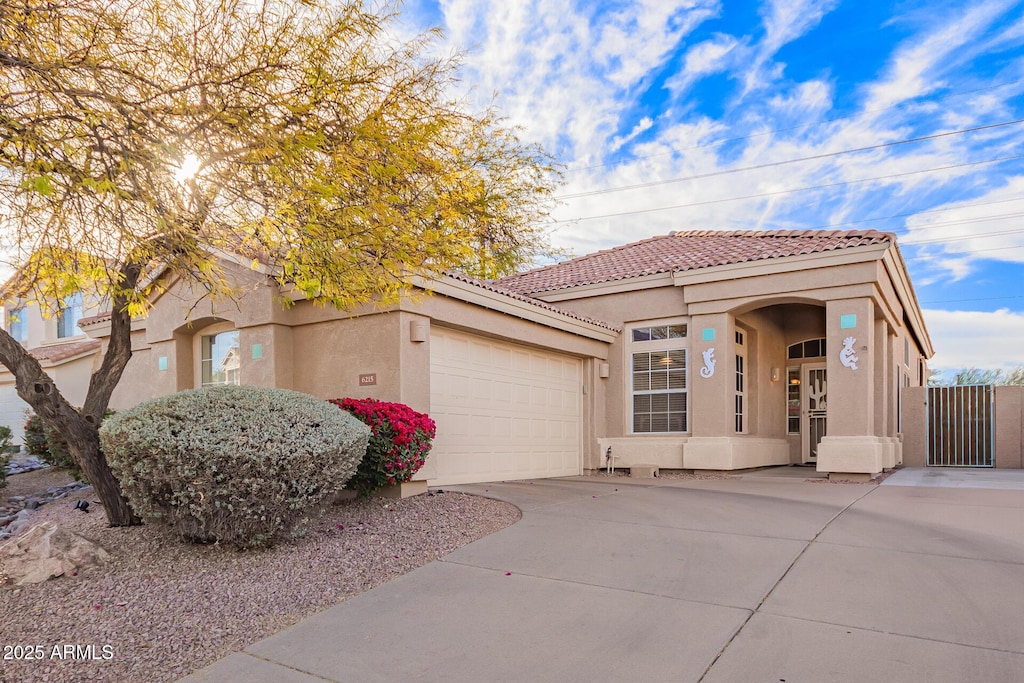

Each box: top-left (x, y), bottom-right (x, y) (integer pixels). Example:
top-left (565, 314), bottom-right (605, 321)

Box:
top-left (630, 322), bottom-right (688, 433)
top-left (735, 330), bottom-right (746, 433)
top-left (57, 293), bottom-right (84, 338)
top-left (7, 307), bottom-right (27, 344)
top-left (200, 330), bottom-right (241, 386)
top-left (786, 367), bottom-right (800, 434)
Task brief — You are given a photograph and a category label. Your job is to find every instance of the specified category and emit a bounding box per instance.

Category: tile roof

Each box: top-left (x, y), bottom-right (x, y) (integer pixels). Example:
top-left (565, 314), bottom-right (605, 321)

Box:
top-left (29, 339), bottom-right (102, 364)
top-left (442, 272), bottom-right (620, 331)
top-left (496, 229), bottom-right (896, 295)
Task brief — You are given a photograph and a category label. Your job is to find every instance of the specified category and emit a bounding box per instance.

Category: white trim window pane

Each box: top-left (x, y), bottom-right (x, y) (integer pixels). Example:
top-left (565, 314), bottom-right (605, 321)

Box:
top-left (201, 331), bottom-right (241, 386)
top-left (787, 367), bottom-right (801, 434)
top-left (632, 349), bottom-right (688, 433)
top-left (632, 328), bottom-right (652, 342)
top-left (57, 293), bottom-right (83, 338)
top-left (7, 307), bottom-right (27, 344)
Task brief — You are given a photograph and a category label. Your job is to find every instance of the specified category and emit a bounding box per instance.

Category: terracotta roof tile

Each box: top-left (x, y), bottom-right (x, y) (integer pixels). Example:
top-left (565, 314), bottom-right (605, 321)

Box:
top-left (78, 312), bottom-right (112, 327)
top-left (497, 229), bottom-right (895, 295)
top-left (28, 339), bottom-right (102, 364)
top-left (442, 272), bottom-right (619, 331)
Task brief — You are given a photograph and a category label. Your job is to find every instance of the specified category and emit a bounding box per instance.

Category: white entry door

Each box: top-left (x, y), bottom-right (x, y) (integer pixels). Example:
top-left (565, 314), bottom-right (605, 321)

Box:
top-left (802, 363), bottom-right (827, 463)
top-left (428, 328), bottom-right (582, 486)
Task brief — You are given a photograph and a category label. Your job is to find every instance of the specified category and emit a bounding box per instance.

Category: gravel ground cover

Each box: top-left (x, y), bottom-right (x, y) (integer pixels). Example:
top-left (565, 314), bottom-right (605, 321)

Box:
top-left (0, 469), bottom-right (520, 683)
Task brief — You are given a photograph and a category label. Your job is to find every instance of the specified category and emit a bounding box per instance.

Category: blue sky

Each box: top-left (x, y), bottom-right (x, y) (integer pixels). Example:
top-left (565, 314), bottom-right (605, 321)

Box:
top-left (397, 0), bottom-right (1024, 376)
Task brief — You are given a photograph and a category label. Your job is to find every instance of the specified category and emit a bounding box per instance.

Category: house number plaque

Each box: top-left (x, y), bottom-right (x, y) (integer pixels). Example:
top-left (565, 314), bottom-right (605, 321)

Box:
top-left (358, 373), bottom-right (377, 386)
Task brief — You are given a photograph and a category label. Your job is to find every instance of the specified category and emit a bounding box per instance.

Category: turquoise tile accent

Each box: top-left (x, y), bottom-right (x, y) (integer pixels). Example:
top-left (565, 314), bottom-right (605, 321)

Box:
top-left (840, 314), bottom-right (857, 329)
top-left (252, 343), bottom-right (263, 359)
top-left (158, 356), bottom-right (168, 371)
top-left (702, 328), bottom-right (716, 341)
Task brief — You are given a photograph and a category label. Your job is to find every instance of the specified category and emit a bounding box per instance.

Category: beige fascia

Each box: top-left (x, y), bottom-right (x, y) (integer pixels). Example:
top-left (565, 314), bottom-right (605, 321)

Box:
top-left (684, 283), bottom-right (877, 316)
top-left (410, 274), bottom-right (619, 343)
top-left (78, 317), bottom-right (148, 340)
top-left (671, 242), bottom-right (891, 288)
top-left (881, 246), bottom-right (934, 358)
top-left (527, 272), bottom-right (677, 303)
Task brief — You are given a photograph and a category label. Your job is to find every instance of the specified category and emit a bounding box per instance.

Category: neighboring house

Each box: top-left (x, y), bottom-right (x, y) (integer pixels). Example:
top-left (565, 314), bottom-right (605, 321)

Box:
top-left (0, 292), bottom-right (103, 443)
top-left (2, 229), bottom-right (933, 484)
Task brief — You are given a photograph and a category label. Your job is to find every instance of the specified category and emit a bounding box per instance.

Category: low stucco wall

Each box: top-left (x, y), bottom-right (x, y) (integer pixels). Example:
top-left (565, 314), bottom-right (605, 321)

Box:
top-left (901, 385), bottom-right (1023, 469)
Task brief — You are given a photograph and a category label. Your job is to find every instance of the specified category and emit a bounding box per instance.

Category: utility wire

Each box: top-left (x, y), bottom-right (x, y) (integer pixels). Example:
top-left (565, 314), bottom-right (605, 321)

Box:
top-left (550, 154), bottom-right (1024, 223)
top-left (555, 118), bottom-right (1024, 200)
top-left (565, 78), bottom-right (1024, 174)
top-left (921, 295), bottom-right (1024, 304)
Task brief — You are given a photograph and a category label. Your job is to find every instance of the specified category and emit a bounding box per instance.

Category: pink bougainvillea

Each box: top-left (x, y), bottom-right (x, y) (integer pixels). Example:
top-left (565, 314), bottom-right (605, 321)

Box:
top-left (329, 398), bottom-right (436, 496)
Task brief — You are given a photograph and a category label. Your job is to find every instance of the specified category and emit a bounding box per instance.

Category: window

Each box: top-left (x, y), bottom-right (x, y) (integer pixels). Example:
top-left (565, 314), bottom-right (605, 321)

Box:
top-left (630, 321), bottom-right (689, 433)
top-left (200, 330), bottom-right (241, 386)
top-left (735, 331), bottom-right (746, 433)
top-left (7, 307), bottom-right (27, 344)
top-left (632, 350), bottom-right (687, 432)
top-left (632, 324), bottom-right (687, 342)
top-left (787, 338), bottom-right (826, 360)
top-left (57, 293), bottom-right (83, 338)
top-left (786, 367), bottom-right (800, 433)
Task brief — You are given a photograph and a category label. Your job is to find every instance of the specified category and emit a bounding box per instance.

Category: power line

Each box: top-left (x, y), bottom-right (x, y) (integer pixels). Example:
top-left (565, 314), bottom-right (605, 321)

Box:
top-left (921, 295), bottom-right (1024, 304)
top-left (791, 195), bottom-right (1024, 232)
top-left (550, 154), bottom-right (1024, 223)
top-left (555, 118), bottom-right (1024, 200)
top-left (565, 78), bottom-right (1024, 175)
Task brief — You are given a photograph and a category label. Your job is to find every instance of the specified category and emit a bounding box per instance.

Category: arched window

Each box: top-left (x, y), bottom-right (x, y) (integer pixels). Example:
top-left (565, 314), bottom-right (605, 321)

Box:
top-left (787, 337), bottom-right (826, 360)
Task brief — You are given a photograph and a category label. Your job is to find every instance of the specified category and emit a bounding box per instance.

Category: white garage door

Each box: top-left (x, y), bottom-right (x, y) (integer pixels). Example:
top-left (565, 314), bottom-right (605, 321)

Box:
top-left (0, 384), bottom-right (29, 444)
top-left (429, 328), bottom-right (582, 486)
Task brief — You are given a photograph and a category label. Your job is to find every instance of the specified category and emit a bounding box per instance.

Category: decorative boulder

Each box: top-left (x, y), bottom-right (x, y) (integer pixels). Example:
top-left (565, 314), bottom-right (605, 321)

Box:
top-left (0, 522), bottom-right (110, 586)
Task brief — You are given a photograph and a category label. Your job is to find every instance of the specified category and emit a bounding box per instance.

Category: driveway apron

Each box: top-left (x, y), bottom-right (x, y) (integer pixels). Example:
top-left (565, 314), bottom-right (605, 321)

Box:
top-left (181, 469), bottom-right (1024, 682)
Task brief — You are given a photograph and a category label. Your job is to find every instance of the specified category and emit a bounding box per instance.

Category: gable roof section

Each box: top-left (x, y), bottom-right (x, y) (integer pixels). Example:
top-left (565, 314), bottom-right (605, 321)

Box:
top-left (28, 339), bottom-right (102, 366)
top-left (496, 229), bottom-right (895, 295)
top-left (441, 271), bottom-right (619, 332)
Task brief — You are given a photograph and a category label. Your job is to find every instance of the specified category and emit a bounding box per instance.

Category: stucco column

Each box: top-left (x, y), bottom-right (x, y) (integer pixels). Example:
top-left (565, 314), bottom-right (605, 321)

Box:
top-left (817, 297), bottom-right (886, 477)
top-left (690, 312), bottom-right (733, 437)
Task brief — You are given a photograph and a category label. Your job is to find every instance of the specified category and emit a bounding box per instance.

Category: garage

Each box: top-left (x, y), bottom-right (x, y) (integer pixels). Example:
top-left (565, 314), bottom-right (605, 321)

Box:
top-left (428, 327), bottom-right (582, 486)
top-left (0, 383), bottom-right (28, 444)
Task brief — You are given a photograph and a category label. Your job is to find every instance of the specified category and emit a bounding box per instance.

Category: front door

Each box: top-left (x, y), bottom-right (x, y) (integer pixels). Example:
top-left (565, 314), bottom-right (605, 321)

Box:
top-left (802, 363), bottom-right (827, 463)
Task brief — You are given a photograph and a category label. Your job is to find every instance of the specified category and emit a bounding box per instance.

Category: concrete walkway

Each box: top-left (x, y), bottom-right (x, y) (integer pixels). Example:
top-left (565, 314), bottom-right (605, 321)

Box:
top-left (181, 469), bottom-right (1024, 682)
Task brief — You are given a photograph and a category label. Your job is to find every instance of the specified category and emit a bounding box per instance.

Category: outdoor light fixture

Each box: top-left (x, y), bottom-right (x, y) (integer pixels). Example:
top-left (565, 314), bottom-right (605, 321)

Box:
top-left (771, 367), bottom-right (781, 382)
top-left (410, 320), bottom-right (427, 343)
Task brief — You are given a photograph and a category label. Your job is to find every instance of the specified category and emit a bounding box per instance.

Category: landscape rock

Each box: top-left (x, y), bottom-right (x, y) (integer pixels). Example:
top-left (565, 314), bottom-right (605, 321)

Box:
top-left (0, 521), bottom-right (110, 585)
top-left (0, 481), bottom-right (92, 538)
top-left (3, 456), bottom-right (49, 476)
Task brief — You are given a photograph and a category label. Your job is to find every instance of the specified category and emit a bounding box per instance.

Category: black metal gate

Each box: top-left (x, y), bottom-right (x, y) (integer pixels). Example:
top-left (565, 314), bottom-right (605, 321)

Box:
top-left (926, 385), bottom-right (994, 467)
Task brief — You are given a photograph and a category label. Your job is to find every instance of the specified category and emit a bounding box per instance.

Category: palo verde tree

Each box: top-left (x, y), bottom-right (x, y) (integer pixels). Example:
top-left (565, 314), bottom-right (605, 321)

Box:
top-left (0, 0), bottom-right (561, 526)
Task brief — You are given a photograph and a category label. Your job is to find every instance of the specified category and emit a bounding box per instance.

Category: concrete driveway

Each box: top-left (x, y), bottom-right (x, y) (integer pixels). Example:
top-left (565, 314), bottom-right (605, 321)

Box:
top-left (181, 468), bottom-right (1024, 682)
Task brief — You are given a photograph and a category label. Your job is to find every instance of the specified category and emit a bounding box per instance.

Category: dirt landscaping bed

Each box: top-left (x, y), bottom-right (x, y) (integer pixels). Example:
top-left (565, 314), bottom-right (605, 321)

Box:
top-left (0, 468), bottom-right (520, 683)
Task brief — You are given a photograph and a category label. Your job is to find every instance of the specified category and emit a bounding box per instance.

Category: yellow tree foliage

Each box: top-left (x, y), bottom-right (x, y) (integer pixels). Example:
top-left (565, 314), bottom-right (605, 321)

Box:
top-left (0, 0), bottom-right (561, 525)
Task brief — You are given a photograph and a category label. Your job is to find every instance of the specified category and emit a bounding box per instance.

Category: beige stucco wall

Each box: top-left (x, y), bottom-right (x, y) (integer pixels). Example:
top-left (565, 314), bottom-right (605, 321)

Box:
top-left (900, 385), bottom-right (1022, 469)
top-left (533, 246), bottom-right (927, 475)
top-left (995, 385), bottom-right (1023, 469)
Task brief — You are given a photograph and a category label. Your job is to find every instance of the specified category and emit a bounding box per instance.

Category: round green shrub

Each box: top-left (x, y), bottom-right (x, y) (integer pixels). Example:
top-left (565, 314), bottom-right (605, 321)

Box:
top-left (100, 386), bottom-right (370, 548)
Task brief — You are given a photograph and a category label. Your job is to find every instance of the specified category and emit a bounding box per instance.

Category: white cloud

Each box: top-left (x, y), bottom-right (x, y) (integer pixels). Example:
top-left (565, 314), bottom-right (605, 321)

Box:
top-left (924, 308), bottom-right (1024, 371)
top-left (903, 177), bottom-right (1024, 281)
top-left (862, 0), bottom-right (1013, 112)
top-left (665, 33), bottom-right (740, 95)
top-left (609, 116), bottom-right (655, 152)
top-left (739, 0), bottom-right (840, 96)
